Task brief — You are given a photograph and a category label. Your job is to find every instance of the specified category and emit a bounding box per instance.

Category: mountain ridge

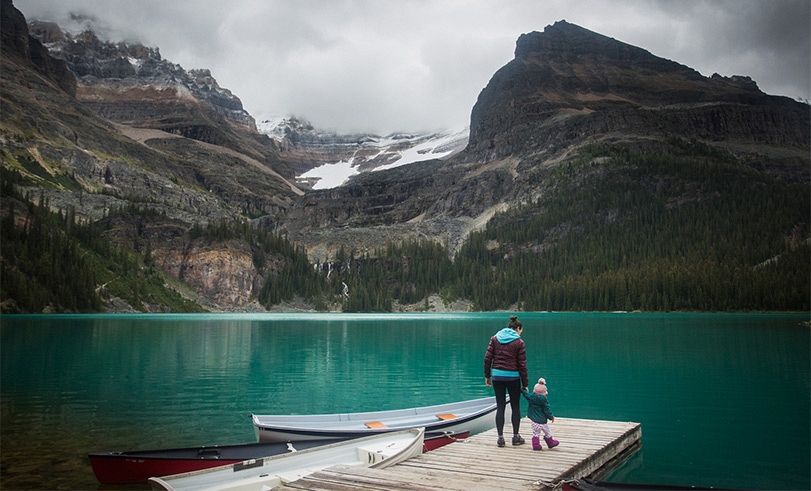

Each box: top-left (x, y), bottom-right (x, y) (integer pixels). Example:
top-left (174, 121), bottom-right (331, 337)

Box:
top-left (466, 20), bottom-right (808, 163)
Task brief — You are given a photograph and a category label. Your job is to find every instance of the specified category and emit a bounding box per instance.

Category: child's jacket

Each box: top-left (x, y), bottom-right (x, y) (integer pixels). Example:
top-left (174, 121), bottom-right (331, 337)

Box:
top-left (521, 389), bottom-right (554, 424)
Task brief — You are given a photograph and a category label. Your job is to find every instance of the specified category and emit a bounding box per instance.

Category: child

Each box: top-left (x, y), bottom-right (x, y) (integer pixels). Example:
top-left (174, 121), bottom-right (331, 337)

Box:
top-left (521, 377), bottom-right (560, 450)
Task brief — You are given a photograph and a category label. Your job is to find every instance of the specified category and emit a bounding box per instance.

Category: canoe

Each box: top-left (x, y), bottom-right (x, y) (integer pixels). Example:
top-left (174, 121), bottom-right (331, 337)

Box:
top-left (422, 429), bottom-right (469, 452)
top-left (251, 396), bottom-right (498, 443)
top-left (88, 439), bottom-right (334, 485)
top-left (88, 430), bottom-right (466, 484)
top-left (148, 427), bottom-right (424, 491)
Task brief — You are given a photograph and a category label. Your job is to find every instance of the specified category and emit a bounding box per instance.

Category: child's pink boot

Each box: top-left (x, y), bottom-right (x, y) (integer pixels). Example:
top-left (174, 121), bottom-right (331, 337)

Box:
top-left (532, 436), bottom-right (542, 451)
top-left (544, 436), bottom-right (559, 448)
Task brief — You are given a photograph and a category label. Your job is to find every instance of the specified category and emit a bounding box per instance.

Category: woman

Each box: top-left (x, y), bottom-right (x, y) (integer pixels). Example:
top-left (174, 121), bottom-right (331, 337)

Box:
top-left (483, 315), bottom-right (528, 447)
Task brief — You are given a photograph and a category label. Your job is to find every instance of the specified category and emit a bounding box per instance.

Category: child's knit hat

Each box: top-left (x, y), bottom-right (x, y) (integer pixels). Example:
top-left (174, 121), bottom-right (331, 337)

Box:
top-left (534, 377), bottom-right (548, 395)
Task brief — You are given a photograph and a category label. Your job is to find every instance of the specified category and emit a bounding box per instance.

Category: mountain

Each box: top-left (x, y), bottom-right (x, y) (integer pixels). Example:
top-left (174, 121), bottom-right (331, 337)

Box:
top-left (1, 0), bottom-right (304, 311)
top-left (466, 21), bottom-right (808, 166)
top-left (1, 0), bottom-right (808, 313)
top-left (281, 20), bottom-right (808, 258)
top-left (26, 20), bottom-right (304, 184)
top-left (275, 20), bottom-right (809, 312)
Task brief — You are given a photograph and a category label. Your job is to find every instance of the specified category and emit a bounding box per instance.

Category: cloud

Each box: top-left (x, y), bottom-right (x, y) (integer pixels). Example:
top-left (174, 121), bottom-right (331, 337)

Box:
top-left (15, 0), bottom-right (811, 134)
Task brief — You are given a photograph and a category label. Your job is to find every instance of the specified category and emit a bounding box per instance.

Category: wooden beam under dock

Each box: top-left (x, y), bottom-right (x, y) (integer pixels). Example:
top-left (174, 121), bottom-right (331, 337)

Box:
top-left (277, 417), bottom-right (642, 490)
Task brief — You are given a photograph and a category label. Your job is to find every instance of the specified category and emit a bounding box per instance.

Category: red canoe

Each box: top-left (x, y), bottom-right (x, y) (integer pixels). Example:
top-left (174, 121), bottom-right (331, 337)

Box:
top-left (88, 440), bottom-right (328, 485)
top-left (423, 429), bottom-right (469, 452)
top-left (88, 430), bottom-right (468, 484)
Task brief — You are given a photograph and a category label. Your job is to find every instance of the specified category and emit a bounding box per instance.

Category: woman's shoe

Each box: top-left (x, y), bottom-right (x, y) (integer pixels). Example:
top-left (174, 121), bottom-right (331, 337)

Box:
top-left (512, 434), bottom-right (525, 446)
top-left (497, 436), bottom-right (505, 447)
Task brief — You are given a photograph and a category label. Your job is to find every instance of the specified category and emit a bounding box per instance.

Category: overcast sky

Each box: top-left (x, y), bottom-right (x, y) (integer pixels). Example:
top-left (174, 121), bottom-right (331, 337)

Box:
top-left (15, 0), bottom-right (811, 135)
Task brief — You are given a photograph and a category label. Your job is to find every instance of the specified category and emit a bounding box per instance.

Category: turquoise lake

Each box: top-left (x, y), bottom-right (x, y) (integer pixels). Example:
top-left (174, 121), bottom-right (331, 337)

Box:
top-left (1, 313), bottom-right (809, 490)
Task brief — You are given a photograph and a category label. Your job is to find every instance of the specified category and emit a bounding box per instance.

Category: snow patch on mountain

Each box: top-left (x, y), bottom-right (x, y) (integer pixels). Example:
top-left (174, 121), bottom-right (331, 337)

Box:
top-left (299, 156), bottom-right (360, 190)
top-left (257, 116), bottom-right (468, 189)
top-left (373, 129), bottom-right (469, 172)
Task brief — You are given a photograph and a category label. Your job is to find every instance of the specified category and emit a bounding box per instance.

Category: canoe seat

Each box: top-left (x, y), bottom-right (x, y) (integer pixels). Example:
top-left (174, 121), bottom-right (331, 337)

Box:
top-left (365, 421), bottom-right (388, 428)
top-left (436, 413), bottom-right (457, 420)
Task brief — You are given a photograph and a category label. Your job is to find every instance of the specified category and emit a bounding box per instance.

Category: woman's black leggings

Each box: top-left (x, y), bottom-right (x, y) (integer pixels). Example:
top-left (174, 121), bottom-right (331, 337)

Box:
top-left (492, 378), bottom-right (522, 436)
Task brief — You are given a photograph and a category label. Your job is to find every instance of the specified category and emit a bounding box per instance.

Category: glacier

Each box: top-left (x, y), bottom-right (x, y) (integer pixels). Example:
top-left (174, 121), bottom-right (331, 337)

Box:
top-left (258, 116), bottom-right (468, 189)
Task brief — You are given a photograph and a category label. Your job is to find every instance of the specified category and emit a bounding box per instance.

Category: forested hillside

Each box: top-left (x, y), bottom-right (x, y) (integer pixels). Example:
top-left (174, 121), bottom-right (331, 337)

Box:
top-left (450, 141), bottom-right (809, 311)
top-left (312, 140), bottom-right (810, 312)
top-left (0, 168), bottom-right (201, 312)
top-left (0, 167), bottom-right (312, 313)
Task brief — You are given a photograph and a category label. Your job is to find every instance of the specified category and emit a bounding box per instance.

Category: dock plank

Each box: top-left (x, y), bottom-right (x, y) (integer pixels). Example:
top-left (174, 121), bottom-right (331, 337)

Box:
top-left (277, 417), bottom-right (641, 490)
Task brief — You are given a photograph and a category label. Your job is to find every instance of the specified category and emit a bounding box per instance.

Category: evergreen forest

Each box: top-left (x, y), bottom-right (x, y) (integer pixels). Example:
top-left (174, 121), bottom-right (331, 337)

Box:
top-left (1, 141), bottom-right (808, 313)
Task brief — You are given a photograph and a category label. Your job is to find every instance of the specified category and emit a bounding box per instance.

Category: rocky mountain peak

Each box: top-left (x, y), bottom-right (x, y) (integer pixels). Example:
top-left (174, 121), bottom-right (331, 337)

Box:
top-left (467, 20), bottom-right (807, 162)
top-left (24, 20), bottom-right (66, 44)
top-left (27, 23), bottom-right (166, 81)
top-left (515, 20), bottom-right (673, 67)
top-left (26, 21), bottom-right (254, 130)
top-left (710, 73), bottom-right (759, 91)
top-left (517, 20), bottom-right (633, 57)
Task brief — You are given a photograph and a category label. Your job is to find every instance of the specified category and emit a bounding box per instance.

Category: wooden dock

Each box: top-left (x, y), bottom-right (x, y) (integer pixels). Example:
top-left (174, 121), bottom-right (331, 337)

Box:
top-left (277, 417), bottom-right (642, 490)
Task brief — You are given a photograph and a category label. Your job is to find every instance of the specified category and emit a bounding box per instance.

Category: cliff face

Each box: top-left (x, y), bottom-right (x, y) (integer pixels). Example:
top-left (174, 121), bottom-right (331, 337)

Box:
top-left (466, 21), bottom-right (809, 163)
top-left (1, 0), bottom-right (76, 96)
top-left (94, 213), bottom-right (271, 309)
top-left (163, 240), bottom-right (261, 308)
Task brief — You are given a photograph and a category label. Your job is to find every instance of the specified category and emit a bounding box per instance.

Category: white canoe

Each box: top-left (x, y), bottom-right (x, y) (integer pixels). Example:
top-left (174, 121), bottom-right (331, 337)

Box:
top-left (148, 427), bottom-right (424, 491)
top-left (251, 396), bottom-right (499, 443)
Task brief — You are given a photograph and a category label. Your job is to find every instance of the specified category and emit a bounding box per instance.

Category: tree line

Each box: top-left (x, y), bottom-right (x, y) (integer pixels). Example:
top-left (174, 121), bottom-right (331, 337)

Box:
top-left (2, 139), bottom-right (808, 313)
